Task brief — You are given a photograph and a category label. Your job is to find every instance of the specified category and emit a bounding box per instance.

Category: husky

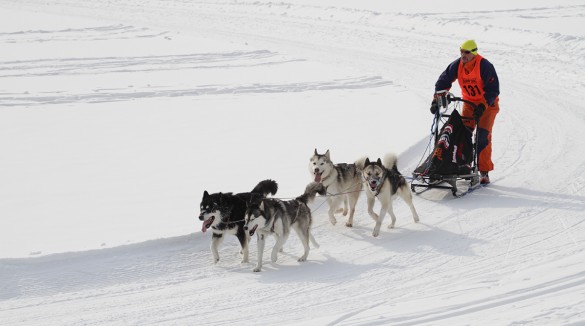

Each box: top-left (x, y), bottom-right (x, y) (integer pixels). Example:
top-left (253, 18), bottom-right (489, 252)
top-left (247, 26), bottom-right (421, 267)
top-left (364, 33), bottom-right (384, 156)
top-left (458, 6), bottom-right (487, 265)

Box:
top-left (199, 179), bottom-right (278, 264)
top-left (244, 182), bottom-right (326, 272)
top-left (357, 154), bottom-right (420, 237)
top-left (309, 149), bottom-right (363, 227)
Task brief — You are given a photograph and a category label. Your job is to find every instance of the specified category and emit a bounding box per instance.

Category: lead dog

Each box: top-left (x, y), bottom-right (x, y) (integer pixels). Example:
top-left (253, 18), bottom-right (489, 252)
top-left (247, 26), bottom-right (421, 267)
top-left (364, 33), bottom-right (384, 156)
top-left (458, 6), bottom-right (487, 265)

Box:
top-left (357, 154), bottom-right (419, 237)
top-left (244, 182), bottom-right (326, 272)
top-left (199, 179), bottom-right (278, 264)
top-left (309, 149), bottom-right (362, 227)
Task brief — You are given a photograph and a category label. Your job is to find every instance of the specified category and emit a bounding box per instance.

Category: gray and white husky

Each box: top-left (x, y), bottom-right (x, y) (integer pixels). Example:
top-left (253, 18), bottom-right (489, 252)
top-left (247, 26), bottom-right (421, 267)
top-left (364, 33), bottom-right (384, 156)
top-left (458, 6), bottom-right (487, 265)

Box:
top-left (357, 153), bottom-right (420, 237)
top-left (244, 182), bottom-right (326, 272)
top-left (309, 149), bottom-right (363, 227)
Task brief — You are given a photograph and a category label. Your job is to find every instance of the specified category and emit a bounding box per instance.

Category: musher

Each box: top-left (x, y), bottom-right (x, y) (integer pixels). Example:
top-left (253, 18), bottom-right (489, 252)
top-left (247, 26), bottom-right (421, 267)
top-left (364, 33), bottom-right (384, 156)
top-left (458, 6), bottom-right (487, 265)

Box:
top-left (430, 39), bottom-right (500, 185)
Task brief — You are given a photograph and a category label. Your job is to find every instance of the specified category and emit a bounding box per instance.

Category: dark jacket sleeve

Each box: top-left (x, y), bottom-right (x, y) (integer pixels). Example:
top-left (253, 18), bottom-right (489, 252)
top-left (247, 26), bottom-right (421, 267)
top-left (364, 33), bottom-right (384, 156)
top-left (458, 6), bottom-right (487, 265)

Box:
top-left (435, 58), bottom-right (460, 93)
top-left (480, 58), bottom-right (500, 106)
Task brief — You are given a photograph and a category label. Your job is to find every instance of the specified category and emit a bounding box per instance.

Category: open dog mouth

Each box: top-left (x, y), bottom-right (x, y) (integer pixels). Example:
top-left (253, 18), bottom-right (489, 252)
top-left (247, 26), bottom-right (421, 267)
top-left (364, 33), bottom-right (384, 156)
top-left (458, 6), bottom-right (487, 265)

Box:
top-left (368, 179), bottom-right (379, 191)
top-left (249, 224), bottom-right (258, 236)
top-left (201, 216), bottom-right (215, 233)
top-left (314, 171), bottom-right (323, 182)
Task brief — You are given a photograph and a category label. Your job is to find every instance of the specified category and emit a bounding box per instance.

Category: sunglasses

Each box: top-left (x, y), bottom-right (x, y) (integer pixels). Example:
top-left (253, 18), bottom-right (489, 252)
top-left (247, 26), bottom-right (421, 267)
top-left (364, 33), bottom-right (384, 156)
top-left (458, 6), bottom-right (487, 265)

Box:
top-left (460, 48), bottom-right (477, 54)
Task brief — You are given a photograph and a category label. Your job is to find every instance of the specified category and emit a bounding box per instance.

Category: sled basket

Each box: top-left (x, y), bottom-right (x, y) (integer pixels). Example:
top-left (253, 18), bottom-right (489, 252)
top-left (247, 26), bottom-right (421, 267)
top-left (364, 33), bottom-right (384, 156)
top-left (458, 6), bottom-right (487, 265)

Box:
top-left (411, 92), bottom-right (481, 197)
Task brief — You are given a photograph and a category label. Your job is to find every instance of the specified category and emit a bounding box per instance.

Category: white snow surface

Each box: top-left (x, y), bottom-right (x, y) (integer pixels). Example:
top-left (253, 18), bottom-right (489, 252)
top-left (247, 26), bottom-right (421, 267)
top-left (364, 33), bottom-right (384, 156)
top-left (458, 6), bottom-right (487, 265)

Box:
top-left (1, 0), bottom-right (585, 325)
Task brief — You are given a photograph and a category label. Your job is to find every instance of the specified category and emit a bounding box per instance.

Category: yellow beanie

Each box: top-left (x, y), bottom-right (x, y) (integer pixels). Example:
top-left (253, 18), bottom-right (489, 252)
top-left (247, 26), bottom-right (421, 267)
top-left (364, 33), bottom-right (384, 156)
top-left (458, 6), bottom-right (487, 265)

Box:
top-left (460, 40), bottom-right (478, 54)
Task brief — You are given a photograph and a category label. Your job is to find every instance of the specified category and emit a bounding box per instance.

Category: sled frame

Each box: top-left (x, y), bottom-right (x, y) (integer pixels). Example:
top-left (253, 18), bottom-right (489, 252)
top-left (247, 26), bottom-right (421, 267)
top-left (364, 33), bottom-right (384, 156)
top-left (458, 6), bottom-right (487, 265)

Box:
top-left (411, 92), bottom-right (481, 197)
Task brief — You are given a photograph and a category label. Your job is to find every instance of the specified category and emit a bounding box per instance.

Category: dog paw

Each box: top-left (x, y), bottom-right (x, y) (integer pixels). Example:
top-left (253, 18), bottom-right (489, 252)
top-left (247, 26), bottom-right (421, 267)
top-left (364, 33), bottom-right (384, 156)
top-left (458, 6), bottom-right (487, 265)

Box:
top-left (253, 267), bottom-right (262, 272)
top-left (213, 258), bottom-right (219, 264)
top-left (329, 217), bottom-right (337, 225)
top-left (372, 224), bottom-right (381, 237)
top-left (387, 224), bottom-right (395, 229)
top-left (342, 209), bottom-right (348, 216)
top-left (298, 257), bottom-right (307, 262)
top-left (271, 255), bottom-right (278, 263)
top-left (345, 222), bottom-right (353, 227)
top-left (241, 259), bottom-right (249, 264)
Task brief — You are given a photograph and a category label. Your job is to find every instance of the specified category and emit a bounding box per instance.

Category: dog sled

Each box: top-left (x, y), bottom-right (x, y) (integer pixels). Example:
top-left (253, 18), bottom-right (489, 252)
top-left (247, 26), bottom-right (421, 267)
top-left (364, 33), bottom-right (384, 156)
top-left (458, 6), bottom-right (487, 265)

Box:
top-left (411, 91), bottom-right (481, 197)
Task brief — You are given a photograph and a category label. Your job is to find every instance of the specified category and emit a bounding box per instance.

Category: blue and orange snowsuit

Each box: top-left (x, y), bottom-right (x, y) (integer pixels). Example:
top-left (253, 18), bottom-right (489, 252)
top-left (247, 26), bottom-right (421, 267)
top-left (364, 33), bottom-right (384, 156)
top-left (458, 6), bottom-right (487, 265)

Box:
top-left (435, 55), bottom-right (500, 172)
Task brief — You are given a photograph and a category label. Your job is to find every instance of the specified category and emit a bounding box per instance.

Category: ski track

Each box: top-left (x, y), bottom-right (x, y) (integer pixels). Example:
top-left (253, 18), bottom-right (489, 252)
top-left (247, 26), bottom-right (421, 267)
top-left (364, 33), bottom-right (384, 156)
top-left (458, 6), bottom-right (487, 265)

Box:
top-left (1, 0), bottom-right (585, 325)
top-left (0, 24), bottom-right (167, 43)
top-left (0, 50), bottom-right (293, 78)
top-left (0, 76), bottom-right (393, 107)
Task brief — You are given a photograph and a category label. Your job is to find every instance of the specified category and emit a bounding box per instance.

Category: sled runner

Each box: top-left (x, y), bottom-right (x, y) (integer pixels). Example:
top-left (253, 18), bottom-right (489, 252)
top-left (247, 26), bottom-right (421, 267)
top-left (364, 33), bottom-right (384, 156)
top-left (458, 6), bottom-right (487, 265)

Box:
top-left (411, 91), bottom-right (481, 197)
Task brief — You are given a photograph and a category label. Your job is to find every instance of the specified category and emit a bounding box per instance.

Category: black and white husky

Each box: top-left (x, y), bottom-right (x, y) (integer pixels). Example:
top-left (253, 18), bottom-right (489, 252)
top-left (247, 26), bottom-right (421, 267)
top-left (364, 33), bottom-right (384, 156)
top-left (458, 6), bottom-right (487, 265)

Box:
top-left (357, 154), bottom-right (420, 237)
top-left (309, 149), bottom-right (363, 227)
top-left (244, 182), bottom-right (326, 272)
top-left (199, 179), bottom-right (278, 264)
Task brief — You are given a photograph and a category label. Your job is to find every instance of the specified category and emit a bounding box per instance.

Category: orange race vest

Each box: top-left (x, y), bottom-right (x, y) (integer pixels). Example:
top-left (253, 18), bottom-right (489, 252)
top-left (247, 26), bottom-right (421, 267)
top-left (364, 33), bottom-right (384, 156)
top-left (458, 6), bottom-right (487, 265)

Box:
top-left (458, 54), bottom-right (485, 103)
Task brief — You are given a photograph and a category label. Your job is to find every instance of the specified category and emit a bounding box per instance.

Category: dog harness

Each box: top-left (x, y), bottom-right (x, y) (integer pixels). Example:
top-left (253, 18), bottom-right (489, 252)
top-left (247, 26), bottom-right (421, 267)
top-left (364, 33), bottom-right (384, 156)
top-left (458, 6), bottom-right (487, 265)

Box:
top-left (265, 202), bottom-right (301, 233)
top-left (212, 218), bottom-right (245, 231)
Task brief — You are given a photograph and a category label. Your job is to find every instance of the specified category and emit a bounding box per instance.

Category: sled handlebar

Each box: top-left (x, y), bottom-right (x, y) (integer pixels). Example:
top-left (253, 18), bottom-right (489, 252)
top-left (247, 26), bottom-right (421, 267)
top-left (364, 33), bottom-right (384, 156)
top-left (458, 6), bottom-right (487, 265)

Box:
top-left (434, 91), bottom-right (480, 122)
top-left (446, 95), bottom-right (479, 110)
top-left (435, 91), bottom-right (479, 110)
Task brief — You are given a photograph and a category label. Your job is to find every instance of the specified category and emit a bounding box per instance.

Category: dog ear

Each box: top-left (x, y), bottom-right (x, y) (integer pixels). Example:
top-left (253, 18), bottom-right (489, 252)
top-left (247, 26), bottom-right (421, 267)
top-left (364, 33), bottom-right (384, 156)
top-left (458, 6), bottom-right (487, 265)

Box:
top-left (365, 157), bottom-right (371, 165)
top-left (324, 149), bottom-right (330, 160)
top-left (314, 148), bottom-right (318, 155)
top-left (203, 190), bottom-right (209, 198)
top-left (376, 158), bottom-right (382, 165)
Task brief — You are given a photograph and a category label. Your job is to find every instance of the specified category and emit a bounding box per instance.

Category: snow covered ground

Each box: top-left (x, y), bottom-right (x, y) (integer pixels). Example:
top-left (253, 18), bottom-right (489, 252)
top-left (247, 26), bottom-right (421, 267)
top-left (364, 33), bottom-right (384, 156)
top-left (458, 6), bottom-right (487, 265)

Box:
top-left (1, 0), bottom-right (584, 325)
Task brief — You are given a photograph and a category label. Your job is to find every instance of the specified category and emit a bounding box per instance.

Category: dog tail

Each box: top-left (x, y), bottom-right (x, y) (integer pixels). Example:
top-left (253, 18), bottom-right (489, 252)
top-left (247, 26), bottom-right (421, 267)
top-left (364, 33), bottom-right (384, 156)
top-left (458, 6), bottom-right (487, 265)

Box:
top-left (382, 153), bottom-right (399, 172)
top-left (296, 182), bottom-right (327, 204)
top-left (251, 179), bottom-right (278, 197)
top-left (354, 156), bottom-right (368, 171)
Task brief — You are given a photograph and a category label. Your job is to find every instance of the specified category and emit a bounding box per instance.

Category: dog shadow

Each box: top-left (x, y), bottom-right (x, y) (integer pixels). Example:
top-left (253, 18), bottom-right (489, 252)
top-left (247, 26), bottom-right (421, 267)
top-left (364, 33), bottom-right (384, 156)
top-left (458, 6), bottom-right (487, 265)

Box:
top-left (241, 219), bottom-right (485, 283)
top-left (339, 221), bottom-right (486, 258)
top-left (248, 253), bottom-right (384, 284)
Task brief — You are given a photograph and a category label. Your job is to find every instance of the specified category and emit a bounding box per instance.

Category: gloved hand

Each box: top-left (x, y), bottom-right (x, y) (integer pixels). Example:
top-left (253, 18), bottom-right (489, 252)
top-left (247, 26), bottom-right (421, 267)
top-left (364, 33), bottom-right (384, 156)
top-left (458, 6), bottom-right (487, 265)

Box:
top-left (430, 99), bottom-right (438, 114)
top-left (473, 103), bottom-right (486, 120)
